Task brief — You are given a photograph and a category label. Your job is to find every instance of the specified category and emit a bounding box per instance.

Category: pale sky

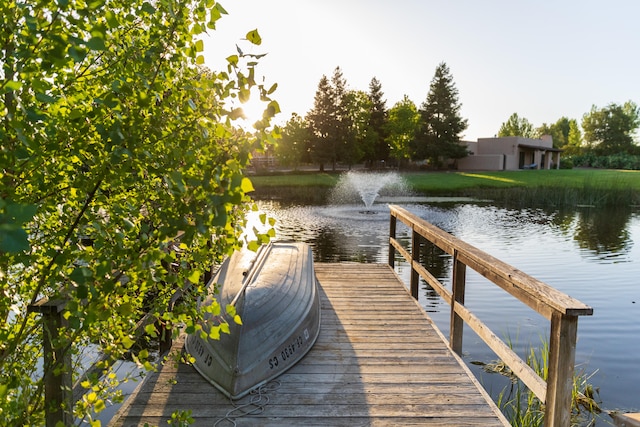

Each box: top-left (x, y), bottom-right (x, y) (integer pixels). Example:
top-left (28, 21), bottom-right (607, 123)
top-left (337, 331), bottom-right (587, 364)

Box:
top-left (203, 0), bottom-right (640, 141)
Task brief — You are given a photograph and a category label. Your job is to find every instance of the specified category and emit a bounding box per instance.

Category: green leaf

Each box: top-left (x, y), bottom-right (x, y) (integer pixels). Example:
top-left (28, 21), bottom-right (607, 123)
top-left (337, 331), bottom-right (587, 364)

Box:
top-left (145, 323), bottom-right (158, 338)
top-left (5, 80), bottom-right (22, 91)
top-left (141, 2), bottom-right (156, 14)
top-left (0, 226), bottom-right (30, 252)
top-left (86, 36), bottom-right (106, 51)
top-left (226, 55), bottom-right (238, 66)
top-left (245, 29), bottom-right (262, 45)
top-left (196, 55), bottom-right (204, 65)
top-left (195, 39), bottom-right (204, 52)
top-left (70, 266), bottom-right (92, 285)
top-left (241, 177), bottom-right (254, 193)
top-left (122, 335), bottom-right (135, 349)
top-left (35, 92), bottom-right (57, 104)
top-left (188, 270), bottom-right (200, 284)
top-left (105, 10), bottom-right (119, 28)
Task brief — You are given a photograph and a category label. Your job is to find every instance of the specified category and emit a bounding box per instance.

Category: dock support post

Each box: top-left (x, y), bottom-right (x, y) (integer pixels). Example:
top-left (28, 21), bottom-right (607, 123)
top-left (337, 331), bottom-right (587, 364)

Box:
top-left (388, 212), bottom-right (397, 268)
top-left (410, 229), bottom-right (420, 299)
top-left (28, 299), bottom-right (73, 427)
top-left (545, 313), bottom-right (578, 427)
top-left (450, 250), bottom-right (466, 354)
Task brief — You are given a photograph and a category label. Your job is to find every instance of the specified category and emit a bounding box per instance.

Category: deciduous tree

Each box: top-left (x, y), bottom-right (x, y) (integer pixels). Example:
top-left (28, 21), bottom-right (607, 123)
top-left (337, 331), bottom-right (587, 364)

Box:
top-left (582, 101), bottom-right (640, 155)
top-left (276, 113), bottom-right (310, 168)
top-left (0, 1), bottom-right (276, 424)
top-left (499, 113), bottom-right (536, 138)
top-left (385, 95), bottom-right (421, 167)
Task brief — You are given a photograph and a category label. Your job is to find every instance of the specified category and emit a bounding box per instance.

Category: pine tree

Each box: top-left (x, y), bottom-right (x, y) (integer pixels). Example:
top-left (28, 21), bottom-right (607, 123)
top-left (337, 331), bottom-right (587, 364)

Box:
top-left (367, 77), bottom-right (389, 164)
top-left (306, 67), bottom-right (354, 171)
top-left (415, 62), bottom-right (468, 167)
top-left (306, 75), bottom-right (336, 171)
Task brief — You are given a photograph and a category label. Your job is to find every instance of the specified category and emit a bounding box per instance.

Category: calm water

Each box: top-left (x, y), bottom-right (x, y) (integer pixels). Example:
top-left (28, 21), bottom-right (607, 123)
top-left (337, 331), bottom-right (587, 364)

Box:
top-left (250, 199), bottom-right (640, 418)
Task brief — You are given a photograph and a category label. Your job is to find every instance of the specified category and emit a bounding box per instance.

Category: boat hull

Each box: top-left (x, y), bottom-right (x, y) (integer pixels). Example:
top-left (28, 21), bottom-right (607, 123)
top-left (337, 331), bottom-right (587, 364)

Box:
top-left (185, 242), bottom-right (320, 399)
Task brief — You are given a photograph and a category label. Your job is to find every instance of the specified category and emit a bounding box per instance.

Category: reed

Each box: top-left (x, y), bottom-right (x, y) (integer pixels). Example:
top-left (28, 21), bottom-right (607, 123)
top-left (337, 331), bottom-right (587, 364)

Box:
top-left (479, 338), bottom-right (602, 426)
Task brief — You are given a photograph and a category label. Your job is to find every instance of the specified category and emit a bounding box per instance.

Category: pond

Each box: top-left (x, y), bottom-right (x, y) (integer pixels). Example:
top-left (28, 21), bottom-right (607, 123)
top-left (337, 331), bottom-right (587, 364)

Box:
top-left (248, 197), bottom-right (640, 419)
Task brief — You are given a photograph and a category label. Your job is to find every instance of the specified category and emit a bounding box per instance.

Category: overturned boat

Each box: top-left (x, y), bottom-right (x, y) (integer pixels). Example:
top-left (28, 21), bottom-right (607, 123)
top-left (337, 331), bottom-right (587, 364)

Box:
top-left (185, 241), bottom-right (321, 399)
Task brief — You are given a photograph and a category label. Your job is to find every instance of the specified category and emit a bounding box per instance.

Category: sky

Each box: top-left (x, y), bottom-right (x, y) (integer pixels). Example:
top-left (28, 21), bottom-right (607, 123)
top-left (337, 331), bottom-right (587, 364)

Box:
top-left (202, 0), bottom-right (640, 141)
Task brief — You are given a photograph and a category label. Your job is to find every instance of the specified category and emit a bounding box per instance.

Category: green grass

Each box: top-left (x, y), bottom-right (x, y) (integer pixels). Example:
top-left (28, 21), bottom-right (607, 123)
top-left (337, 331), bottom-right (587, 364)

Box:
top-left (249, 169), bottom-right (640, 207)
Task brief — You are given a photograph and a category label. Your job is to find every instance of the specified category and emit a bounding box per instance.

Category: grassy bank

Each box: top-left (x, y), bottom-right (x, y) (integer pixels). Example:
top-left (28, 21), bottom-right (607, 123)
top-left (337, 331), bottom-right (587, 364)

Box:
top-left (249, 169), bottom-right (640, 207)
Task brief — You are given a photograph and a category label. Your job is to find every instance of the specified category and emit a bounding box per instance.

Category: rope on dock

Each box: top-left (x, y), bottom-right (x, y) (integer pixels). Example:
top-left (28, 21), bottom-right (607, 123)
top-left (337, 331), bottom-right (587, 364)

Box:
top-left (214, 380), bottom-right (281, 426)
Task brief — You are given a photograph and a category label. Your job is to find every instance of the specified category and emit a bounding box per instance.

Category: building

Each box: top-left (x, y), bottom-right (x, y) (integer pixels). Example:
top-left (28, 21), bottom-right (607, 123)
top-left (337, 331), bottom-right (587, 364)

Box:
top-left (456, 135), bottom-right (562, 171)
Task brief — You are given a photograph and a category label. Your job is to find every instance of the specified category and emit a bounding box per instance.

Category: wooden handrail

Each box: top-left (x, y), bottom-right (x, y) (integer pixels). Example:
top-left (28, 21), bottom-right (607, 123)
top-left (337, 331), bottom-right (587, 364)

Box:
top-left (388, 204), bottom-right (593, 427)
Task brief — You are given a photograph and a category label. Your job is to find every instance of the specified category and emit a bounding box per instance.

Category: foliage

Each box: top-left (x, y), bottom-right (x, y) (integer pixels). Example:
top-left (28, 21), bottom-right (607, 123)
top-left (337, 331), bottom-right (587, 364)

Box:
top-left (414, 62), bottom-right (469, 167)
top-left (342, 90), bottom-right (373, 166)
top-left (385, 95), bottom-right (421, 165)
top-left (571, 152), bottom-right (640, 170)
top-left (0, 1), bottom-right (277, 424)
top-left (581, 101), bottom-right (640, 155)
top-left (275, 113), bottom-right (310, 168)
top-left (499, 113), bottom-right (536, 138)
top-left (536, 117), bottom-right (582, 154)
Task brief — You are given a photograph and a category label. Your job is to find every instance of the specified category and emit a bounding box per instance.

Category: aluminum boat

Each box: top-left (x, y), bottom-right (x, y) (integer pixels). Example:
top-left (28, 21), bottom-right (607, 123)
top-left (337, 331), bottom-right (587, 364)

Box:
top-left (185, 241), bottom-right (321, 399)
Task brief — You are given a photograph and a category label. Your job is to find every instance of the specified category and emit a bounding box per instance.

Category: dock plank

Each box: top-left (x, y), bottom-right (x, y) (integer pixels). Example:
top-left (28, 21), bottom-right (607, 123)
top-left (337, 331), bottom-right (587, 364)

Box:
top-left (109, 263), bottom-right (508, 426)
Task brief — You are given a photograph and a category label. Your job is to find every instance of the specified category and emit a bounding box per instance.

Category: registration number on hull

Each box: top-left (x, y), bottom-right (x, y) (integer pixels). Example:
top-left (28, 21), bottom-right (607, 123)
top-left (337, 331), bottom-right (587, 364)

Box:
top-left (268, 329), bottom-right (309, 370)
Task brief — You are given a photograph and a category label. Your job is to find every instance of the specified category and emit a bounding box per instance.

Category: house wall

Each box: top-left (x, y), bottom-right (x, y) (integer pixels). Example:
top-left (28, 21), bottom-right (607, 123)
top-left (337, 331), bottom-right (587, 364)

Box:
top-left (459, 136), bottom-right (558, 171)
top-left (456, 154), bottom-right (504, 170)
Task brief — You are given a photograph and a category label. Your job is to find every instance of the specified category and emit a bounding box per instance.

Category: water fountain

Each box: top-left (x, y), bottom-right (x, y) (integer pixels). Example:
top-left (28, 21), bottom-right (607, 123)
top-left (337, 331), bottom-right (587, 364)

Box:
top-left (330, 171), bottom-right (409, 215)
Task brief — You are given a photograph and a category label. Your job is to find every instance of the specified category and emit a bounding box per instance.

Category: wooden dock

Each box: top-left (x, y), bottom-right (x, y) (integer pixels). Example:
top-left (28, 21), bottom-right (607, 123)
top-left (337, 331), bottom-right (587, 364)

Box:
top-left (110, 263), bottom-right (508, 426)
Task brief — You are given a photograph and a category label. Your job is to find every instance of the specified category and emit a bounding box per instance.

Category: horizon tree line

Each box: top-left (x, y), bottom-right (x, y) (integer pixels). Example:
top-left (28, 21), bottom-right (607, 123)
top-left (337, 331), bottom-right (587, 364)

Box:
top-left (274, 65), bottom-right (640, 170)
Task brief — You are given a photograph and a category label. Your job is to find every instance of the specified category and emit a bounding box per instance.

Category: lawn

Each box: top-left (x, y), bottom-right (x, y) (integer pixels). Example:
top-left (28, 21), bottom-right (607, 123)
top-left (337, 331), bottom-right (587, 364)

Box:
top-left (250, 169), bottom-right (640, 192)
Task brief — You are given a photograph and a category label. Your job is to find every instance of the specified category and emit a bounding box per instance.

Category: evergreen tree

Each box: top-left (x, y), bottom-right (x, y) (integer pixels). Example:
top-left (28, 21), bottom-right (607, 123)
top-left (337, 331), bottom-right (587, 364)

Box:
top-left (306, 75), bottom-right (336, 171)
top-left (306, 67), bottom-right (354, 171)
top-left (331, 67), bottom-right (355, 170)
top-left (367, 77), bottom-right (389, 164)
top-left (415, 62), bottom-right (468, 167)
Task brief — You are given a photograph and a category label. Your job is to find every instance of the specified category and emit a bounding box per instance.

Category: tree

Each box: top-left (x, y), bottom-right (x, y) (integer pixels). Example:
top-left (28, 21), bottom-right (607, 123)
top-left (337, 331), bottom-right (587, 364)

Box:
top-left (582, 101), bottom-right (640, 155)
top-left (276, 113), bottom-right (311, 168)
top-left (499, 113), bottom-right (536, 138)
top-left (330, 67), bottom-right (355, 169)
top-left (306, 75), bottom-right (335, 171)
top-left (367, 77), bottom-right (389, 164)
top-left (343, 90), bottom-right (373, 167)
top-left (415, 62), bottom-right (469, 167)
top-left (0, 1), bottom-right (276, 424)
top-left (306, 67), bottom-right (354, 171)
top-left (537, 117), bottom-right (583, 153)
top-left (385, 95), bottom-right (421, 167)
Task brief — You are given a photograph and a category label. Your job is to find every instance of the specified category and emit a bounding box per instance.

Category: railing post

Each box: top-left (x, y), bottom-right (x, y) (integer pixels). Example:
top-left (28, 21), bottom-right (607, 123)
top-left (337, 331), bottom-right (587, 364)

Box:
top-left (388, 211), bottom-right (397, 268)
top-left (28, 300), bottom-right (73, 427)
top-left (410, 229), bottom-right (420, 299)
top-left (545, 313), bottom-right (578, 427)
top-left (450, 250), bottom-right (466, 354)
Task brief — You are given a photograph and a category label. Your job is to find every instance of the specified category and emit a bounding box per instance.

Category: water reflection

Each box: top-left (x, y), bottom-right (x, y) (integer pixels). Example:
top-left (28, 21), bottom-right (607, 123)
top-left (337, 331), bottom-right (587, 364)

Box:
top-left (251, 199), bottom-right (640, 414)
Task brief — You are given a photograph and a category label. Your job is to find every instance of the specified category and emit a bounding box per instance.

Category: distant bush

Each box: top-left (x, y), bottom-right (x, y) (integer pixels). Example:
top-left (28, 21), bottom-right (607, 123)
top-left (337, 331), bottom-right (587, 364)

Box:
top-left (570, 153), bottom-right (640, 170)
top-left (559, 158), bottom-right (574, 169)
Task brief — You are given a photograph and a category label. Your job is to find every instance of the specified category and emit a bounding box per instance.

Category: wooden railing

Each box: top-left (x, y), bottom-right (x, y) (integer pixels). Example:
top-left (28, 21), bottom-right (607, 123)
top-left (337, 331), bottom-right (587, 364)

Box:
top-left (388, 205), bottom-right (593, 427)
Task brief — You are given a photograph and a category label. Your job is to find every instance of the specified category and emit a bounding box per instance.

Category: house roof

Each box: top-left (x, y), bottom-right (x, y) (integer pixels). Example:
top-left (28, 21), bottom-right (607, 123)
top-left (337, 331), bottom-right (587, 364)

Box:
top-left (518, 143), bottom-right (563, 152)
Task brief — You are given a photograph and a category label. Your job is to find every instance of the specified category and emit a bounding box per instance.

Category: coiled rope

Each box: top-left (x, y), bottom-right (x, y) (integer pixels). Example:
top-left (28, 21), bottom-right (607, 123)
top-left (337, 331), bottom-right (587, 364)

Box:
top-left (214, 380), bottom-right (281, 426)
